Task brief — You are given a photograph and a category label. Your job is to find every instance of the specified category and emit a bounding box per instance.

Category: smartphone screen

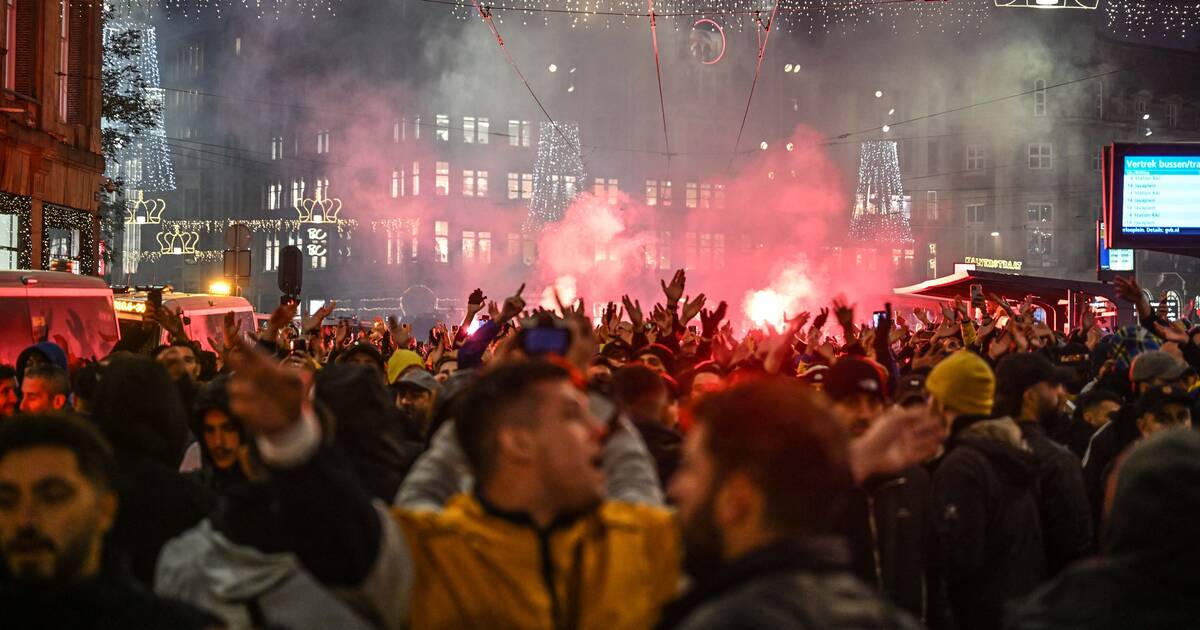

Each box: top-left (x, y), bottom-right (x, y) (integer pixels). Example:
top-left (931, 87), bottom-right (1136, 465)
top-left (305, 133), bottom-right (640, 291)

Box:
top-left (522, 328), bottom-right (571, 356)
top-left (873, 311), bottom-right (886, 327)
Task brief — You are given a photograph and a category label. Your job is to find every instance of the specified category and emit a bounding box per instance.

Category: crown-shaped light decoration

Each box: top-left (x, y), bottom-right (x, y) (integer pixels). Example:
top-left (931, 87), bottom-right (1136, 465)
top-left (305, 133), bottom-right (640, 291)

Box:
top-left (125, 190), bottom-right (167, 224)
top-left (155, 224), bottom-right (200, 255)
top-left (295, 190), bottom-right (342, 224)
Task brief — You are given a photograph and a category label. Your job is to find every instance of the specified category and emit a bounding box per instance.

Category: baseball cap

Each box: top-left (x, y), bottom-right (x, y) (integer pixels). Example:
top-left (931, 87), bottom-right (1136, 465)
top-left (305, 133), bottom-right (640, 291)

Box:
top-left (1135, 384), bottom-right (1194, 419)
top-left (893, 373), bottom-right (928, 407)
top-left (995, 352), bottom-right (1074, 401)
top-left (393, 369), bottom-right (439, 395)
top-left (825, 356), bottom-right (887, 402)
top-left (1130, 351), bottom-right (1190, 384)
top-left (925, 351), bottom-right (995, 416)
top-left (798, 363), bottom-right (829, 387)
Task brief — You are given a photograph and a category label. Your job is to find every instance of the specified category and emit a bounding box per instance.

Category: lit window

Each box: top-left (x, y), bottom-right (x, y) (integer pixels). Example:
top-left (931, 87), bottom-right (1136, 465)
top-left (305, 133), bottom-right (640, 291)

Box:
top-left (316, 130), bottom-right (330, 154)
top-left (436, 115), bottom-right (449, 141)
top-left (314, 178), bottom-right (329, 200)
top-left (700, 184), bottom-right (712, 208)
top-left (594, 178), bottom-right (618, 205)
top-left (965, 203), bottom-right (988, 225)
top-left (477, 117), bottom-right (489, 144)
top-left (393, 119), bottom-right (401, 143)
top-left (435, 221), bottom-right (449, 263)
top-left (714, 184), bottom-right (726, 208)
top-left (464, 117), bottom-right (476, 144)
top-left (270, 136), bottom-right (283, 160)
top-left (508, 120), bottom-right (531, 147)
top-left (522, 173), bottom-right (533, 199)
top-left (477, 171), bottom-right (488, 197)
top-left (463, 170), bottom-right (476, 197)
top-left (646, 180), bottom-right (658, 206)
top-left (463, 230), bottom-right (476, 261)
top-left (264, 235), bottom-right (280, 271)
top-left (411, 162), bottom-right (420, 196)
top-left (926, 191), bottom-right (939, 221)
top-left (291, 178), bottom-right (304, 207)
top-left (522, 233), bottom-right (536, 266)
top-left (1033, 79), bottom-right (1046, 117)
top-left (412, 116), bottom-right (420, 140)
top-left (1028, 143), bottom-right (1053, 170)
top-left (1027, 203), bottom-right (1053, 223)
top-left (392, 169), bottom-right (401, 198)
top-left (267, 182), bottom-right (282, 210)
top-left (508, 173), bottom-right (520, 200)
top-left (435, 162), bottom-right (449, 196)
top-left (478, 231), bottom-right (491, 264)
top-left (57, 1), bottom-right (68, 122)
top-left (686, 183), bottom-right (698, 208)
top-left (661, 181), bottom-right (672, 206)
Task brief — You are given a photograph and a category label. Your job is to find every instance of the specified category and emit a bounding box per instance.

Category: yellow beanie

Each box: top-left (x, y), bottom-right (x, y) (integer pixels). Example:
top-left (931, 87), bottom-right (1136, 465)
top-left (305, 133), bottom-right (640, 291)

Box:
top-left (925, 350), bottom-right (995, 416)
top-left (387, 349), bottom-right (425, 384)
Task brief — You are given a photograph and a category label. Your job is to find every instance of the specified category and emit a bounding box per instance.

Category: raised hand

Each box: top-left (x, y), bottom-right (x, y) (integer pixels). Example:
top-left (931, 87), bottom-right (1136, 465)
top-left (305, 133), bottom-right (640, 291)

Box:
top-left (466, 288), bottom-right (487, 316)
top-left (700, 301), bottom-right (728, 337)
top-left (622, 294), bottom-right (644, 328)
top-left (389, 316), bottom-right (413, 347)
top-left (1113, 276), bottom-right (1152, 320)
top-left (302, 301), bottom-right (337, 333)
top-left (157, 306), bottom-right (189, 342)
top-left (661, 269), bottom-right (686, 305)
top-left (498, 283), bottom-right (527, 323)
top-left (681, 293), bottom-right (707, 324)
top-left (221, 311), bottom-right (242, 349)
top-left (1154, 320), bottom-right (1189, 344)
top-left (652, 304), bottom-right (674, 333)
top-left (487, 300), bottom-right (500, 321)
top-left (833, 299), bottom-right (855, 333)
top-left (334, 319), bottom-right (350, 347)
top-left (849, 406), bottom-right (946, 483)
top-left (227, 334), bottom-right (307, 436)
top-left (812, 307), bottom-right (830, 331)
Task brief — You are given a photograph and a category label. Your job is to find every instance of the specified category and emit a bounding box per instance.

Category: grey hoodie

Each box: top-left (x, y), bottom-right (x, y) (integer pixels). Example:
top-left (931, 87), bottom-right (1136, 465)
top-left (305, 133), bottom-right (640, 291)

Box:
top-left (155, 520), bottom-right (377, 630)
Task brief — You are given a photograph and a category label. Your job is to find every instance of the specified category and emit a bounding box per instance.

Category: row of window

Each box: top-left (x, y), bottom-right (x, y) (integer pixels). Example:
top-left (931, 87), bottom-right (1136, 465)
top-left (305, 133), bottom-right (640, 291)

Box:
top-left (924, 193), bottom-right (1055, 225)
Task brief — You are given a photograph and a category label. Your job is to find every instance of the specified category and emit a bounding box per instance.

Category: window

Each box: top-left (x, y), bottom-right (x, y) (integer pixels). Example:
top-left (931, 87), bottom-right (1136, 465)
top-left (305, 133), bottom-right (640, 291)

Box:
top-left (594, 178), bottom-right (618, 205)
top-left (235, 36), bottom-right (241, 55)
top-left (646, 180), bottom-right (658, 206)
top-left (270, 136), bottom-right (283, 160)
top-left (478, 231), bottom-right (491, 264)
top-left (264, 235), bottom-right (280, 271)
top-left (435, 221), bottom-right (449, 263)
top-left (0, 213), bottom-right (17, 270)
top-left (969, 232), bottom-right (995, 257)
top-left (463, 230), bottom-right (476, 262)
top-left (927, 141), bottom-right (940, 174)
top-left (124, 158), bottom-right (142, 185)
top-left (1027, 203), bottom-right (1053, 223)
top-left (507, 233), bottom-right (520, 260)
top-left (1033, 79), bottom-right (1047, 117)
top-left (316, 130), bottom-right (331, 154)
top-left (1167, 103), bottom-right (1179, 128)
top-left (966, 145), bottom-right (985, 171)
top-left (522, 233), bottom-right (536, 266)
top-left (714, 185), bottom-right (726, 208)
top-left (926, 191), bottom-right (939, 221)
top-left (291, 178), bottom-right (304, 208)
top-left (1134, 98), bottom-right (1148, 118)
top-left (436, 114), bottom-right (449, 141)
top-left (509, 173), bottom-right (533, 200)
top-left (393, 118), bottom-right (401, 143)
top-left (661, 181), bottom-right (672, 207)
top-left (656, 231), bottom-right (671, 269)
top-left (57, 0), bottom-right (68, 121)
top-left (477, 117), bottom-right (489, 144)
top-left (1027, 229), bottom-right (1053, 260)
top-left (4, 0), bottom-right (15, 91)
top-left (508, 120), bottom-right (531, 147)
top-left (435, 162), bottom-right (449, 196)
top-left (411, 116), bottom-right (420, 140)
top-left (463, 116), bottom-right (475, 144)
top-left (699, 184), bottom-right (712, 208)
top-left (1093, 147), bottom-right (1103, 172)
top-left (392, 169), bottom-right (401, 198)
top-left (266, 182), bottom-right (282, 210)
top-left (410, 162), bottom-right (420, 196)
top-left (563, 175), bottom-right (576, 196)
top-left (965, 203), bottom-right (987, 225)
top-left (686, 183), bottom-right (698, 208)
top-left (386, 221), bottom-right (418, 265)
top-left (463, 170), bottom-right (487, 197)
top-left (1028, 143), bottom-right (1053, 170)
top-left (314, 178), bottom-right (329, 200)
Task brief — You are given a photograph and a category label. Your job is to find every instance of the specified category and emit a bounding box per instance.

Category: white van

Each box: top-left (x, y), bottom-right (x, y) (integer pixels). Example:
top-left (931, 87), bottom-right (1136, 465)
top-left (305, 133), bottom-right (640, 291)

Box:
top-left (113, 289), bottom-right (255, 354)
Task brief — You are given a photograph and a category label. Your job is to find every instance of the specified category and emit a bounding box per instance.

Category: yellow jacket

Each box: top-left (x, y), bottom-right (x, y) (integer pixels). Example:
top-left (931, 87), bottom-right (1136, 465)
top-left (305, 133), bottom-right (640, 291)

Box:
top-left (394, 494), bottom-right (681, 630)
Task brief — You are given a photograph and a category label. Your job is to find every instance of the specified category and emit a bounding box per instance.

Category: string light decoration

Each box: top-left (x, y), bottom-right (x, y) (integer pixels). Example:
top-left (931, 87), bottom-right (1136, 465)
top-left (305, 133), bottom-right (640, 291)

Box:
top-left (42, 204), bottom-right (98, 275)
top-left (135, 249), bottom-right (224, 263)
top-left (526, 121), bottom-right (586, 232)
top-left (1106, 1), bottom-right (1200, 40)
top-left (102, 0), bottom-right (340, 19)
top-left (103, 19), bottom-right (176, 193)
top-left (125, 190), bottom-right (167, 224)
top-left (159, 218), bottom-right (356, 235)
top-left (295, 190), bottom-right (343, 224)
top-left (994, 0), bottom-right (1097, 8)
top-left (439, 0), bottom-right (990, 34)
top-left (155, 224), bottom-right (201, 255)
top-left (0, 193), bottom-right (33, 269)
top-left (848, 140), bottom-right (912, 244)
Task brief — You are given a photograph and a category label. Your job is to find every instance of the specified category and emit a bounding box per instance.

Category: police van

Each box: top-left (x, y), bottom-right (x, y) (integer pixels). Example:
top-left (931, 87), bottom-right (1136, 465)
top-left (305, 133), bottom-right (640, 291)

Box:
top-left (0, 271), bottom-right (121, 365)
top-left (112, 287), bottom-right (255, 354)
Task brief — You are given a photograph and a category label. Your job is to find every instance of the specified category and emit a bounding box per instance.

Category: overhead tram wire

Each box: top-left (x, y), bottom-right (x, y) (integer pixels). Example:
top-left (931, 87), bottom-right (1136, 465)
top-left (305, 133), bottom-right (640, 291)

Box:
top-left (729, 1), bottom-right (779, 170)
top-left (469, 0), bottom-right (583, 159)
top-left (416, 0), bottom-right (922, 19)
top-left (647, 0), bottom-right (673, 169)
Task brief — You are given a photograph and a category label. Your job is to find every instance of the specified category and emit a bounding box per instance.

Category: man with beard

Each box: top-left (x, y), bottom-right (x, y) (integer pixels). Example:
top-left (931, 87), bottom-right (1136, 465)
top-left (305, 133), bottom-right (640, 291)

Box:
top-left (0, 414), bottom-right (215, 628)
top-left (657, 378), bottom-right (922, 629)
top-left (0, 365), bottom-right (18, 418)
top-left (188, 376), bottom-right (249, 494)
top-left (995, 353), bottom-right (1094, 575)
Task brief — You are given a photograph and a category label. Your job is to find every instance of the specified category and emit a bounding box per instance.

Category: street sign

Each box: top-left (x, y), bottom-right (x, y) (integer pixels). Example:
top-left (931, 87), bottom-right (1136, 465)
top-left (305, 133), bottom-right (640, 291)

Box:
top-left (223, 249), bottom-right (252, 279)
top-left (224, 223), bottom-right (251, 250)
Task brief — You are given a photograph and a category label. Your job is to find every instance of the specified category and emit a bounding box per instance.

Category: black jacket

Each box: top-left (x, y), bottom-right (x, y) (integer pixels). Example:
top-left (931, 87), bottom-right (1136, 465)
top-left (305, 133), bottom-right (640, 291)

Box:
top-left (656, 538), bottom-right (922, 630)
top-left (1082, 402), bottom-right (1142, 534)
top-left (630, 414), bottom-right (683, 489)
top-left (187, 375), bottom-right (251, 494)
top-left (1018, 421), bottom-right (1095, 574)
top-left (930, 418), bottom-right (1046, 630)
top-left (834, 466), bottom-right (931, 622)
top-left (1044, 413), bottom-right (1096, 461)
top-left (0, 561), bottom-right (217, 630)
top-left (90, 357), bottom-right (213, 585)
top-left (1006, 429), bottom-right (1200, 629)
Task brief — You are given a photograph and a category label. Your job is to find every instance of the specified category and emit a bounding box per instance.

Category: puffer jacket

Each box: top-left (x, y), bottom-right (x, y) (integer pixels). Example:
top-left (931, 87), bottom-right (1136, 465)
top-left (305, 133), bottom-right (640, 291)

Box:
top-left (398, 493), bottom-right (680, 629)
top-left (931, 417), bottom-right (1046, 630)
top-left (835, 466), bottom-right (931, 622)
top-left (1006, 429), bottom-right (1200, 629)
top-left (655, 538), bottom-right (922, 630)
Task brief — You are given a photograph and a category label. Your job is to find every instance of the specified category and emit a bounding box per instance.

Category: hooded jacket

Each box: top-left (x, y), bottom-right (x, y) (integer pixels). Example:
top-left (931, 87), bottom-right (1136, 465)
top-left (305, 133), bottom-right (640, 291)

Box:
top-left (656, 538), bottom-right (922, 630)
top-left (92, 356), bottom-right (214, 585)
top-left (15, 341), bottom-right (69, 385)
top-left (188, 375), bottom-right (250, 494)
top-left (931, 417), bottom-right (1046, 630)
top-left (834, 466), bottom-right (931, 622)
top-left (1017, 421), bottom-right (1094, 575)
top-left (155, 520), bottom-right (377, 630)
top-left (314, 363), bottom-right (424, 502)
top-left (1006, 429), bottom-right (1200, 629)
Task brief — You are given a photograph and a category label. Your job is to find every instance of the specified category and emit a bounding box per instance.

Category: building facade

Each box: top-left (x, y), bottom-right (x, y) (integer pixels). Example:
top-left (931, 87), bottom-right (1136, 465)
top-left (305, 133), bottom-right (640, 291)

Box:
top-left (0, 0), bottom-right (104, 275)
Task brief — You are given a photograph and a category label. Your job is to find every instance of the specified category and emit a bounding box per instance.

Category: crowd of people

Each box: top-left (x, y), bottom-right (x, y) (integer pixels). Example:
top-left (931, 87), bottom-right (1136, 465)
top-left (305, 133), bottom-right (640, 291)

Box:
top-left (1, 269), bottom-right (1199, 629)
